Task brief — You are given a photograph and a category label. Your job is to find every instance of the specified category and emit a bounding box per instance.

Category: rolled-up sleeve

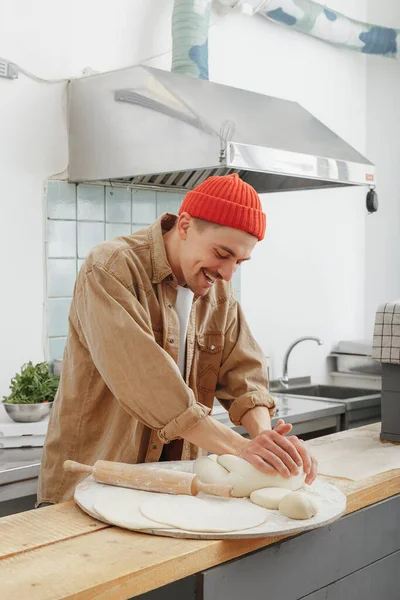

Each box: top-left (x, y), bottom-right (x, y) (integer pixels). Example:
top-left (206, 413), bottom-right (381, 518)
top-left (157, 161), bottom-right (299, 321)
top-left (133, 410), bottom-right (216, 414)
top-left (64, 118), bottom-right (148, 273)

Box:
top-left (216, 299), bottom-right (276, 426)
top-left (76, 263), bottom-right (210, 442)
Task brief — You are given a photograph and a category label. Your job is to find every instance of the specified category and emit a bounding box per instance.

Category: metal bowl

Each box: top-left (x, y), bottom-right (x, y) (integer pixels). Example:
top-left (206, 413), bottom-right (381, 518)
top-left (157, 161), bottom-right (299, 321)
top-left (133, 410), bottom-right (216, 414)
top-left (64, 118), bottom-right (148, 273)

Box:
top-left (2, 402), bottom-right (53, 423)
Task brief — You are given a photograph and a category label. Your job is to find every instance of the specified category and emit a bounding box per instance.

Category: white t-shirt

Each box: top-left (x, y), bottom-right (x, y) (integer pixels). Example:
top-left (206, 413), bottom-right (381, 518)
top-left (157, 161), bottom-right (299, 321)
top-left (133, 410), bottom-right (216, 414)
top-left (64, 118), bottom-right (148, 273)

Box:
top-left (175, 285), bottom-right (194, 378)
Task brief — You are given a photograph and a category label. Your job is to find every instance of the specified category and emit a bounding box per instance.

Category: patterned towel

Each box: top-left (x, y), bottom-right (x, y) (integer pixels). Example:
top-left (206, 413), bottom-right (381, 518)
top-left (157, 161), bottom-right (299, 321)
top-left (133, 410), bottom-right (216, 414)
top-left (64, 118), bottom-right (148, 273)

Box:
top-left (372, 300), bottom-right (400, 364)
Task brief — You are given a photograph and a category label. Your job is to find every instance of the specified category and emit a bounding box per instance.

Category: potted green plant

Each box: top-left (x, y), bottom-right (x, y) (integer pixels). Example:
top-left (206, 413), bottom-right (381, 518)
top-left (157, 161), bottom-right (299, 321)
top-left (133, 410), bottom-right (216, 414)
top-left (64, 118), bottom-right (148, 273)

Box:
top-left (2, 361), bottom-right (60, 423)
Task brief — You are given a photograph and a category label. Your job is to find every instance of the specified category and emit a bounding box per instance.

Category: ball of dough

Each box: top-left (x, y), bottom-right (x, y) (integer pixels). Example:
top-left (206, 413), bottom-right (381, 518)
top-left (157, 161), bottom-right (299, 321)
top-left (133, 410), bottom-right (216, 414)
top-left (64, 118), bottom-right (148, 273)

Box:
top-left (217, 454), bottom-right (305, 498)
top-left (250, 487), bottom-right (292, 509)
top-left (193, 456), bottom-right (229, 485)
top-left (278, 491), bottom-right (319, 520)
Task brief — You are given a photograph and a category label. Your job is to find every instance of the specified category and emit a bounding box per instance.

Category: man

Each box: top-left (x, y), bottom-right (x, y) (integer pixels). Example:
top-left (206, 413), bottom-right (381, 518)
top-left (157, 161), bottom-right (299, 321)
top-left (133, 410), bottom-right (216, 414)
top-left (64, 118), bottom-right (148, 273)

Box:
top-left (38, 174), bottom-right (316, 505)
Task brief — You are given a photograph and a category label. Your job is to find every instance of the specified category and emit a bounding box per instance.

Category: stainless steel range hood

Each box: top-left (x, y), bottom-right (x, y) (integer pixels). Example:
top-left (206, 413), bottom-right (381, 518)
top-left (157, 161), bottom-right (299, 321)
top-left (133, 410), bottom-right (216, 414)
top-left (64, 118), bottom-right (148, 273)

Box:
top-left (68, 65), bottom-right (375, 193)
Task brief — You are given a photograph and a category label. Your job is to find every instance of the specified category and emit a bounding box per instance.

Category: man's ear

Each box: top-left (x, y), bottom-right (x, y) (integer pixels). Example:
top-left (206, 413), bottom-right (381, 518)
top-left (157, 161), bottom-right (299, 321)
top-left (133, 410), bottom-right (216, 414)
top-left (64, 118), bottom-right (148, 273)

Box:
top-left (177, 212), bottom-right (192, 240)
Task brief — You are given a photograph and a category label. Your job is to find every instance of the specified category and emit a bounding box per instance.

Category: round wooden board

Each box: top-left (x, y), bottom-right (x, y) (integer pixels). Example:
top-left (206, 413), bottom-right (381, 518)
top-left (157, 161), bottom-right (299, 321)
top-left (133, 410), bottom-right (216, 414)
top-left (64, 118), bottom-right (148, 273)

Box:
top-left (74, 461), bottom-right (347, 540)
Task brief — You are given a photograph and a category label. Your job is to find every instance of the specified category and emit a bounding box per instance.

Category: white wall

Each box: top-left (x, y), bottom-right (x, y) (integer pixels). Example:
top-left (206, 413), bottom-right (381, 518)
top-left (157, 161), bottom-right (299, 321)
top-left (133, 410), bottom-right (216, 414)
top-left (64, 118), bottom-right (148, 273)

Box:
top-left (0, 0), bottom-right (373, 393)
top-left (365, 0), bottom-right (400, 338)
top-left (0, 48), bottom-right (66, 398)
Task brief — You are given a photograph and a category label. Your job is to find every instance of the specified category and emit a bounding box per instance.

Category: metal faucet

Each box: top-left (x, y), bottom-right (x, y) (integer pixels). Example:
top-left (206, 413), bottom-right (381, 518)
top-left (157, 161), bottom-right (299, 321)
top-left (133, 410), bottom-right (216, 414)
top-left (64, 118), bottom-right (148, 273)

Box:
top-left (278, 336), bottom-right (323, 388)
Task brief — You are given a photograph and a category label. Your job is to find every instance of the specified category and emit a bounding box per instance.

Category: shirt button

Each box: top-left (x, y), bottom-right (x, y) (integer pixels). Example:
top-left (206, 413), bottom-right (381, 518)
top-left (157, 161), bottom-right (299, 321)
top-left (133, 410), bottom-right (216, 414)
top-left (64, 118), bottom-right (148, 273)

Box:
top-left (168, 304), bottom-right (172, 309)
top-left (169, 338), bottom-right (174, 343)
top-left (209, 344), bottom-right (216, 351)
top-left (151, 444), bottom-right (158, 450)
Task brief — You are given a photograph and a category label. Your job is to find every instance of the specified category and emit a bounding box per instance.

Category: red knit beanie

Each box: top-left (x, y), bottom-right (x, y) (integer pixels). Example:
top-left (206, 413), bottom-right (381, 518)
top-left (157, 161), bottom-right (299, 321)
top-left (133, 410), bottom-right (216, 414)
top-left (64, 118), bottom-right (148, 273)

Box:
top-left (179, 174), bottom-right (266, 241)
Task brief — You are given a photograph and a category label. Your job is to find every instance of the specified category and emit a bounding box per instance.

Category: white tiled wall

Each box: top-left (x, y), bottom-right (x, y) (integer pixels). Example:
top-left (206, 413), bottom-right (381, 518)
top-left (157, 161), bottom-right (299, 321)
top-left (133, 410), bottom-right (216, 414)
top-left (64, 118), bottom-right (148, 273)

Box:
top-left (46, 181), bottom-right (242, 362)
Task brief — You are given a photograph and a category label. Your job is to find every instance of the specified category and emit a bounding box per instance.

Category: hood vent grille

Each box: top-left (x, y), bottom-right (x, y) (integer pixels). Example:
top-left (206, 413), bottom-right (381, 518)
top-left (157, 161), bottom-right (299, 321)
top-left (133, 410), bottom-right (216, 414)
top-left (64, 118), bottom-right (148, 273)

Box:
top-left (117, 167), bottom-right (243, 191)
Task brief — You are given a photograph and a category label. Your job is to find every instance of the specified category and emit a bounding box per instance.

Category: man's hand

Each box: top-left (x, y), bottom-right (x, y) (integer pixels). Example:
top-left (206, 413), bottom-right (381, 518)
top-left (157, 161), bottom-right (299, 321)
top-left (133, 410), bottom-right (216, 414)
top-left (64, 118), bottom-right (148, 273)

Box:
top-left (238, 419), bottom-right (303, 478)
top-left (285, 434), bottom-right (318, 484)
top-left (274, 418), bottom-right (319, 483)
top-left (238, 418), bottom-right (318, 484)
top-left (182, 413), bottom-right (318, 484)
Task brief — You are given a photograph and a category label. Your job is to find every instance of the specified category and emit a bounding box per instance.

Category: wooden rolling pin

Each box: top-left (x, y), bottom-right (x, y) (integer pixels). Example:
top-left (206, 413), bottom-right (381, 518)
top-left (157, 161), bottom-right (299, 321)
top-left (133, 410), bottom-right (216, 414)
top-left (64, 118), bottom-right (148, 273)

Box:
top-left (64, 459), bottom-right (233, 497)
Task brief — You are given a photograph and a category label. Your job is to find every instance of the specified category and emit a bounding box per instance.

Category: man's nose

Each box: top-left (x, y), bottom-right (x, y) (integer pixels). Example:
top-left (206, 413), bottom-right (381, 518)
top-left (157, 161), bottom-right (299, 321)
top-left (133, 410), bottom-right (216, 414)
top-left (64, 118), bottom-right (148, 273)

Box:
top-left (218, 263), bottom-right (237, 282)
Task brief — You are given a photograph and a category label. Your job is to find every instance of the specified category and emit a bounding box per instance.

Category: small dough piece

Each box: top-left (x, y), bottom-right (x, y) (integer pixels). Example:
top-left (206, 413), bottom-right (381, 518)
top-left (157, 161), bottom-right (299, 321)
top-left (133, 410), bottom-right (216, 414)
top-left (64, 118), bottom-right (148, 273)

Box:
top-left (139, 494), bottom-right (267, 533)
top-left (193, 456), bottom-right (229, 485)
top-left (279, 491), bottom-right (319, 520)
top-left (250, 487), bottom-right (292, 509)
top-left (217, 454), bottom-right (305, 497)
top-left (208, 454), bottom-right (218, 461)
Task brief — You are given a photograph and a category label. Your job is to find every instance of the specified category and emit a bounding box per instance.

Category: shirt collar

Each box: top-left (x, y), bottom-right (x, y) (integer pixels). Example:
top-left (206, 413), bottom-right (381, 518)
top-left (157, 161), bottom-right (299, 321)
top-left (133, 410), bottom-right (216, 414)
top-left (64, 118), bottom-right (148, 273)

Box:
top-left (148, 213), bottom-right (177, 284)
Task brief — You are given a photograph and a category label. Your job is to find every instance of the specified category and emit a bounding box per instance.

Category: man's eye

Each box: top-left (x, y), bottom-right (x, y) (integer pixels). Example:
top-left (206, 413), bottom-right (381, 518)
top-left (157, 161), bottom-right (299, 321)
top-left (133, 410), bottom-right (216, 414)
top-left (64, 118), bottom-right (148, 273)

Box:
top-left (216, 252), bottom-right (228, 259)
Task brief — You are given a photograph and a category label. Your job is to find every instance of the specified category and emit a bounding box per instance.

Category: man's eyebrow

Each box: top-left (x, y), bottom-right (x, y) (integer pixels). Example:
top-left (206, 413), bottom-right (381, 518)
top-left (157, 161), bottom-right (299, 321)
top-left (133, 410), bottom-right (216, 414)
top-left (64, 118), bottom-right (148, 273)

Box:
top-left (216, 245), bottom-right (251, 261)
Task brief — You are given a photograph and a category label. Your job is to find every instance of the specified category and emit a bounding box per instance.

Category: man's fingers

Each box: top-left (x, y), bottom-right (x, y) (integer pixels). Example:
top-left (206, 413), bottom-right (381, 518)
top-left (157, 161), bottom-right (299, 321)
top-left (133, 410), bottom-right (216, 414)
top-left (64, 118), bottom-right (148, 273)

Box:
top-left (244, 453), bottom-right (278, 476)
top-left (287, 436), bottom-right (312, 474)
top-left (255, 448), bottom-right (291, 478)
top-left (242, 445), bottom-right (291, 478)
top-left (300, 445), bottom-right (312, 475)
top-left (260, 442), bottom-right (301, 476)
top-left (274, 421), bottom-right (292, 436)
top-left (305, 456), bottom-right (318, 484)
top-left (267, 431), bottom-right (303, 467)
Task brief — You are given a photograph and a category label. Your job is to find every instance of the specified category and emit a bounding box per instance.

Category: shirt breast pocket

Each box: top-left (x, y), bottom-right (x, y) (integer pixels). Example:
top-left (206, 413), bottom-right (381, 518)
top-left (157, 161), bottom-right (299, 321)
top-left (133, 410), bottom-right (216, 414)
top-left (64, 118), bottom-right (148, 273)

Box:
top-left (196, 333), bottom-right (224, 393)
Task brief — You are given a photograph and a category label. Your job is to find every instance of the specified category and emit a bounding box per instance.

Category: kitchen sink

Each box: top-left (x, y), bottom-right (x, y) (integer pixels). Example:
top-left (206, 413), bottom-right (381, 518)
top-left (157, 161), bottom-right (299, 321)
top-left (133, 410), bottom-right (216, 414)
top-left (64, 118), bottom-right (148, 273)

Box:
top-left (271, 385), bottom-right (379, 400)
top-left (270, 382), bottom-right (381, 430)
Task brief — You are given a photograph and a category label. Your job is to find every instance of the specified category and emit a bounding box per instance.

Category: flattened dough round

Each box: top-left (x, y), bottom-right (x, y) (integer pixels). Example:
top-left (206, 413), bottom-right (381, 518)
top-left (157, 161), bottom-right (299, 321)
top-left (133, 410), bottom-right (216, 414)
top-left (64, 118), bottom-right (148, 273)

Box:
top-left (193, 456), bottom-right (230, 485)
top-left (139, 494), bottom-right (267, 533)
top-left (93, 486), bottom-right (172, 530)
top-left (250, 487), bottom-right (292, 509)
top-left (217, 454), bottom-right (305, 497)
top-left (279, 491), bottom-right (319, 520)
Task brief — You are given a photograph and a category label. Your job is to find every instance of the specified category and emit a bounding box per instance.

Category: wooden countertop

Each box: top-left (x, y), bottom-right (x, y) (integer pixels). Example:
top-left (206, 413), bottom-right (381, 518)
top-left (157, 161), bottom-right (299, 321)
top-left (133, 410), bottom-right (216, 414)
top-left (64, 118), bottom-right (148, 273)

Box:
top-left (1, 423), bottom-right (400, 600)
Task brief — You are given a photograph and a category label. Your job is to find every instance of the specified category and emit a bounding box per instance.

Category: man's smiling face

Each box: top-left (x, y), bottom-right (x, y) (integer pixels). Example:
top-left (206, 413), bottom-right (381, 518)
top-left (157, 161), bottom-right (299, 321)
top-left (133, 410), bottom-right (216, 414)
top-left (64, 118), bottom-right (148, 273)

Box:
top-left (177, 214), bottom-right (257, 296)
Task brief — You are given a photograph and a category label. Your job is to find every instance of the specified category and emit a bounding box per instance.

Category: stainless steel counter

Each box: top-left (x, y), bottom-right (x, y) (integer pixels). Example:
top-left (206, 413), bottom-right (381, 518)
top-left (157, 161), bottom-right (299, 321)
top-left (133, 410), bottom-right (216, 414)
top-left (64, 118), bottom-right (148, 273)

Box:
top-left (213, 397), bottom-right (345, 438)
